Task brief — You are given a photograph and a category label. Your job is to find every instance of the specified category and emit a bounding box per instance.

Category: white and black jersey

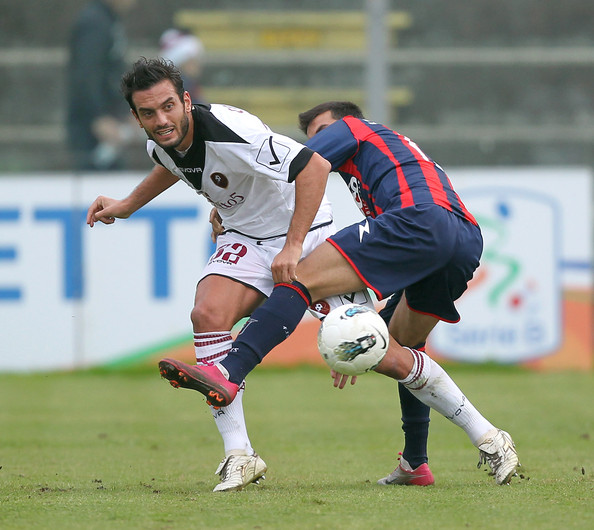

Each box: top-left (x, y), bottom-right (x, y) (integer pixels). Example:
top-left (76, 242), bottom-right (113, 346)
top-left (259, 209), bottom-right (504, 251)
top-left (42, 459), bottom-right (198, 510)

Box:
top-left (147, 103), bottom-right (333, 239)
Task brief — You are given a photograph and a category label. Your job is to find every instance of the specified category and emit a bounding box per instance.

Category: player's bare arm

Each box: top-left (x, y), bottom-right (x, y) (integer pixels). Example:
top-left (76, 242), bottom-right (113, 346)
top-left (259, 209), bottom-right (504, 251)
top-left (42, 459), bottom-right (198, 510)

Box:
top-left (271, 152), bottom-right (331, 283)
top-left (87, 165), bottom-right (179, 227)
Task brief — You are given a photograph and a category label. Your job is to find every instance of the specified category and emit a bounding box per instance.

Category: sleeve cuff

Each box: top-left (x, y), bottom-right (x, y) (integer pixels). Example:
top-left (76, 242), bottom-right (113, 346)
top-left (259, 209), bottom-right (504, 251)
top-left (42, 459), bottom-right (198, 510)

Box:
top-left (287, 147), bottom-right (315, 183)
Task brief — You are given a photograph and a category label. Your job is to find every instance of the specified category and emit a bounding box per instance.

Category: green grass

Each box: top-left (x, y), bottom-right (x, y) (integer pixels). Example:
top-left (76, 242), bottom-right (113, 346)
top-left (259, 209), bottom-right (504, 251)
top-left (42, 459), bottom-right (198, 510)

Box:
top-left (1, 364), bottom-right (592, 529)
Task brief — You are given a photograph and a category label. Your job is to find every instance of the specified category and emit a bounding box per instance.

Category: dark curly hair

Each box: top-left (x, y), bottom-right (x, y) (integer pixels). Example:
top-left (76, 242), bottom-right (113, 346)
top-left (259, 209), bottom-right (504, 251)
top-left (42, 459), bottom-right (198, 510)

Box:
top-left (121, 57), bottom-right (185, 112)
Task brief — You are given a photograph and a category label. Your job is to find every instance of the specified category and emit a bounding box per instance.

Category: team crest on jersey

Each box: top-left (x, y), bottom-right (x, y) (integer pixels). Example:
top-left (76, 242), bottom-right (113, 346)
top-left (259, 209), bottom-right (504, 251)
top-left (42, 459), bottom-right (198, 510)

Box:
top-left (210, 173), bottom-right (229, 188)
top-left (310, 299), bottom-right (331, 315)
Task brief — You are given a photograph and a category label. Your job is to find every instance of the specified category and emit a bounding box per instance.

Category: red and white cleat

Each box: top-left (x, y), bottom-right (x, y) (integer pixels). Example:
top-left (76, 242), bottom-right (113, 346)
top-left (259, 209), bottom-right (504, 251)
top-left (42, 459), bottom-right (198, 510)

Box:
top-left (377, 453), bottom-right (435, 486)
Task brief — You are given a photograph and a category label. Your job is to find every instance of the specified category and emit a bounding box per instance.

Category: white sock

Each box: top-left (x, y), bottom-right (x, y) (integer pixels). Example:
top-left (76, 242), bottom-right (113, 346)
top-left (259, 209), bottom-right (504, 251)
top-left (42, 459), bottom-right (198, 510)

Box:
top-left (399, 348), bottom-right (495, 446)
top-left (194, 331), bottom-right (233, 364)
top-left (210, 382), bottom-right (254, 456)
top-left (194, 331), bottom-right (254, 457)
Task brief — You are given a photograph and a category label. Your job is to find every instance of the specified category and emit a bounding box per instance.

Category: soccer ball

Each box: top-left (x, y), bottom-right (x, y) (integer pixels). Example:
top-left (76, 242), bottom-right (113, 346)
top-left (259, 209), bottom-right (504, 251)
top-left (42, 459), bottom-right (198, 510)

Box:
top-left (317, 304), bottom-right (389, 376)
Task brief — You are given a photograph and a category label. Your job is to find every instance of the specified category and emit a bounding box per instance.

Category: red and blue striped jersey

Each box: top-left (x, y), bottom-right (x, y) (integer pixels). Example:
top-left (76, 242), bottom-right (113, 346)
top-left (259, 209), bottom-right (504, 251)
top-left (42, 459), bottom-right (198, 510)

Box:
top-left (306, 116), bottom-right (477, 225)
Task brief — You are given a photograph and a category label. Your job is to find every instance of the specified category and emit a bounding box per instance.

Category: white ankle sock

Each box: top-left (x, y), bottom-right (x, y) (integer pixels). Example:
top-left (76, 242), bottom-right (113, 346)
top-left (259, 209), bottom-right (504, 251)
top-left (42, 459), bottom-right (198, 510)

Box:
top-left (210, 382), bottom-right (254, 456)
top-left (399, 348), bottom-right (495, 446)
top-left (194, 331), bottom-right (254, 456)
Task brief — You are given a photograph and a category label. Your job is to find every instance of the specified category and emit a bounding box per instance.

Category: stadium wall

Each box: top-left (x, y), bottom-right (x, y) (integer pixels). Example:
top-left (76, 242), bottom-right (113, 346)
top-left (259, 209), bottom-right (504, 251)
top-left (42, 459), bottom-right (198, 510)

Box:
top-left (0, 169), bottom-right (591, 372)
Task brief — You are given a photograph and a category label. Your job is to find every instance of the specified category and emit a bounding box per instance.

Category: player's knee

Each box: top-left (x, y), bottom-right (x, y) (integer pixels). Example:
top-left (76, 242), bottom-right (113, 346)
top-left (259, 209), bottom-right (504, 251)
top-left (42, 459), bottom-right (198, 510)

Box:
top-left (387, 298), bottom-right (437, 347)
top-left (389, 319), bottom-right (433, 348)
top-left (190, 303), bottom-right (227, 331)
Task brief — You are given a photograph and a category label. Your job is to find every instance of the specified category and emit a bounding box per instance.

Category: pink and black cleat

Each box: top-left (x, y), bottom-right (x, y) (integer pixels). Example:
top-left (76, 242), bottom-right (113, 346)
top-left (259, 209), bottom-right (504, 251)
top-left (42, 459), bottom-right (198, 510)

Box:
top-left (158, 358), bottom-right (239, 407)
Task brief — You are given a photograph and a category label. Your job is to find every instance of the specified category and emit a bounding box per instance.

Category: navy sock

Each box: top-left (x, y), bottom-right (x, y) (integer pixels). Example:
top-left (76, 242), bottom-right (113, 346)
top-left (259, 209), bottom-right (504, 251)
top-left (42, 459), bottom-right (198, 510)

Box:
top-left (399, 382), bottom-right (430, 468)
top-left (221, 281), bottom-right (311, 384)
top-left (399, 340), bottom-right (430, 468)
top-left (379, 295), bottom-right (430, 468)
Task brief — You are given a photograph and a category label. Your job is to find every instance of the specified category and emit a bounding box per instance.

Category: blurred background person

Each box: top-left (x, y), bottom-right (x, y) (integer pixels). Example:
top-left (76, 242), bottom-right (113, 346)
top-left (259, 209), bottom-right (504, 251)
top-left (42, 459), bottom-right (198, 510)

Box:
top-left (66, 0), bottom-right (137, 172)
top-left (159, 28), bottom-right (206, 103)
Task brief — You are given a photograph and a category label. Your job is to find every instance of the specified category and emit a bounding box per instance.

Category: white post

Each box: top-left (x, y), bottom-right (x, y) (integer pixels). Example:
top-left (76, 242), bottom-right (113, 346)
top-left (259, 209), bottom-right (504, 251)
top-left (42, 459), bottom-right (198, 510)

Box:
top-left (366, 0), bottom-right (389, 123)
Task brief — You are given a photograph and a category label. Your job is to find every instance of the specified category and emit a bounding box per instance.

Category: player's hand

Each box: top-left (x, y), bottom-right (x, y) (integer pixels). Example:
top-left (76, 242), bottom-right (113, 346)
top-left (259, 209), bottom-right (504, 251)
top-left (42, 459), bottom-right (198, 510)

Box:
top-left (271, 243), bottom-right (302, 284)
top-left (209, 207), bottom-right (224, 243)
top-left (331, 369), bottom-right (357, 389)
top-left (86, 196), bottom-right (130, 227)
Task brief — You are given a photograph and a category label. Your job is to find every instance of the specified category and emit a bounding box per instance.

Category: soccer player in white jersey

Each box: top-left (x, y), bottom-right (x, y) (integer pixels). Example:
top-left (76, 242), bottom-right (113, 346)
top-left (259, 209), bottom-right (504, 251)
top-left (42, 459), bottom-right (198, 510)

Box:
top-left (86, 57), bottom-right (380, 491)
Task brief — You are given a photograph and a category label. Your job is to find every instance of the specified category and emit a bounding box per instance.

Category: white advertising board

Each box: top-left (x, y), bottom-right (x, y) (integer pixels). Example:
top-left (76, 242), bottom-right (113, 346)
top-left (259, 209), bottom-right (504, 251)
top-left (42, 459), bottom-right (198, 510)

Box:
top-left (430, 167), bottom-right (592, 362)
top-left (0, 168), bottom-right (591, 371)
top-left (0, 174), bottom-right (210, 371)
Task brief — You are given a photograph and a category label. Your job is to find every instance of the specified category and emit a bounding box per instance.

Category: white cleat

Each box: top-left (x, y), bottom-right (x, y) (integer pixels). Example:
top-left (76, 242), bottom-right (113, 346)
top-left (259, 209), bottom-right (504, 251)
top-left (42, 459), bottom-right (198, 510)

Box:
top-left (213, 452), bottom-right (267, 492)
top-left (477, 429), bottom-right (520, 485)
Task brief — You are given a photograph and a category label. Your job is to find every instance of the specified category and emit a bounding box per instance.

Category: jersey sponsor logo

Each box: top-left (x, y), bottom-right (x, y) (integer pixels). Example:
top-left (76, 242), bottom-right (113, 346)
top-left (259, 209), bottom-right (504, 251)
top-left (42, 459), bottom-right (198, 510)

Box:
top-left (348, 177), bottom-right (373, 217)
top-left (202, 191), bottom-right (245, 210)
top-left (256, 136), bottom-right (291, 172)
top-left (216, 192), bottom-right (245, 210)
top-left (210, 172), bottom-right (229, 188)
top-left (182, 167), bottom-right (203, 173)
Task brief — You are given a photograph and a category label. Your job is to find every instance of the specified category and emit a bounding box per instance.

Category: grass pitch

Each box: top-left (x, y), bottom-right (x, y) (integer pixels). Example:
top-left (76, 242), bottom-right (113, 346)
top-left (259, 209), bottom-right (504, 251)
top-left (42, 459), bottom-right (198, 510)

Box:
top-left (0, 364), bottom-right (592, 529)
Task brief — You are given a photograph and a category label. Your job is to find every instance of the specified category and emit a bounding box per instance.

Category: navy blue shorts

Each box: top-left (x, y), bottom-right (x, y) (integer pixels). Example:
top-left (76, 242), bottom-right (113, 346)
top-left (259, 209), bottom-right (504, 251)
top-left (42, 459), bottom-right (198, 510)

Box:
top-left (327, 204), bottom-right (483, 323)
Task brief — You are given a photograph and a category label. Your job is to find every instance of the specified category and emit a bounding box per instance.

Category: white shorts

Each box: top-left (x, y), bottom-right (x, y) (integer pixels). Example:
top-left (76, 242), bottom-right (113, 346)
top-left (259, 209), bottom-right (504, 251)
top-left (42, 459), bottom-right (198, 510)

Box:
top-left (199, 223), bottom-right (374, 319)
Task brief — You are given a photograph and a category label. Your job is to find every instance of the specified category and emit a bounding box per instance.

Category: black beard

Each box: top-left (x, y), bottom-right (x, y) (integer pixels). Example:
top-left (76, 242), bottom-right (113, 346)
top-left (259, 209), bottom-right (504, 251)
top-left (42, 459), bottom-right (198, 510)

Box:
top-left (147, 114), bottom-right (190, 149)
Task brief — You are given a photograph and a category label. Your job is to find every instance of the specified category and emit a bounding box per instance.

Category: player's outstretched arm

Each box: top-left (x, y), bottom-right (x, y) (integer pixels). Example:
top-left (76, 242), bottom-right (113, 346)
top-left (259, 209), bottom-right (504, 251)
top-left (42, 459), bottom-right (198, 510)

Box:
top-left (87, 165), bottom-right (179, 227)
top-left (271, 153), bottom-right (331, 283)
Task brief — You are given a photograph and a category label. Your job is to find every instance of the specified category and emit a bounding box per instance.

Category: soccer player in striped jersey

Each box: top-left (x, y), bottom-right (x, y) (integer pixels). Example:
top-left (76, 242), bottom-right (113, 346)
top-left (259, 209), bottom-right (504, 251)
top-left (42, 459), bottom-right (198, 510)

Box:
top-left (160, 101), bottom-right (520, 486)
